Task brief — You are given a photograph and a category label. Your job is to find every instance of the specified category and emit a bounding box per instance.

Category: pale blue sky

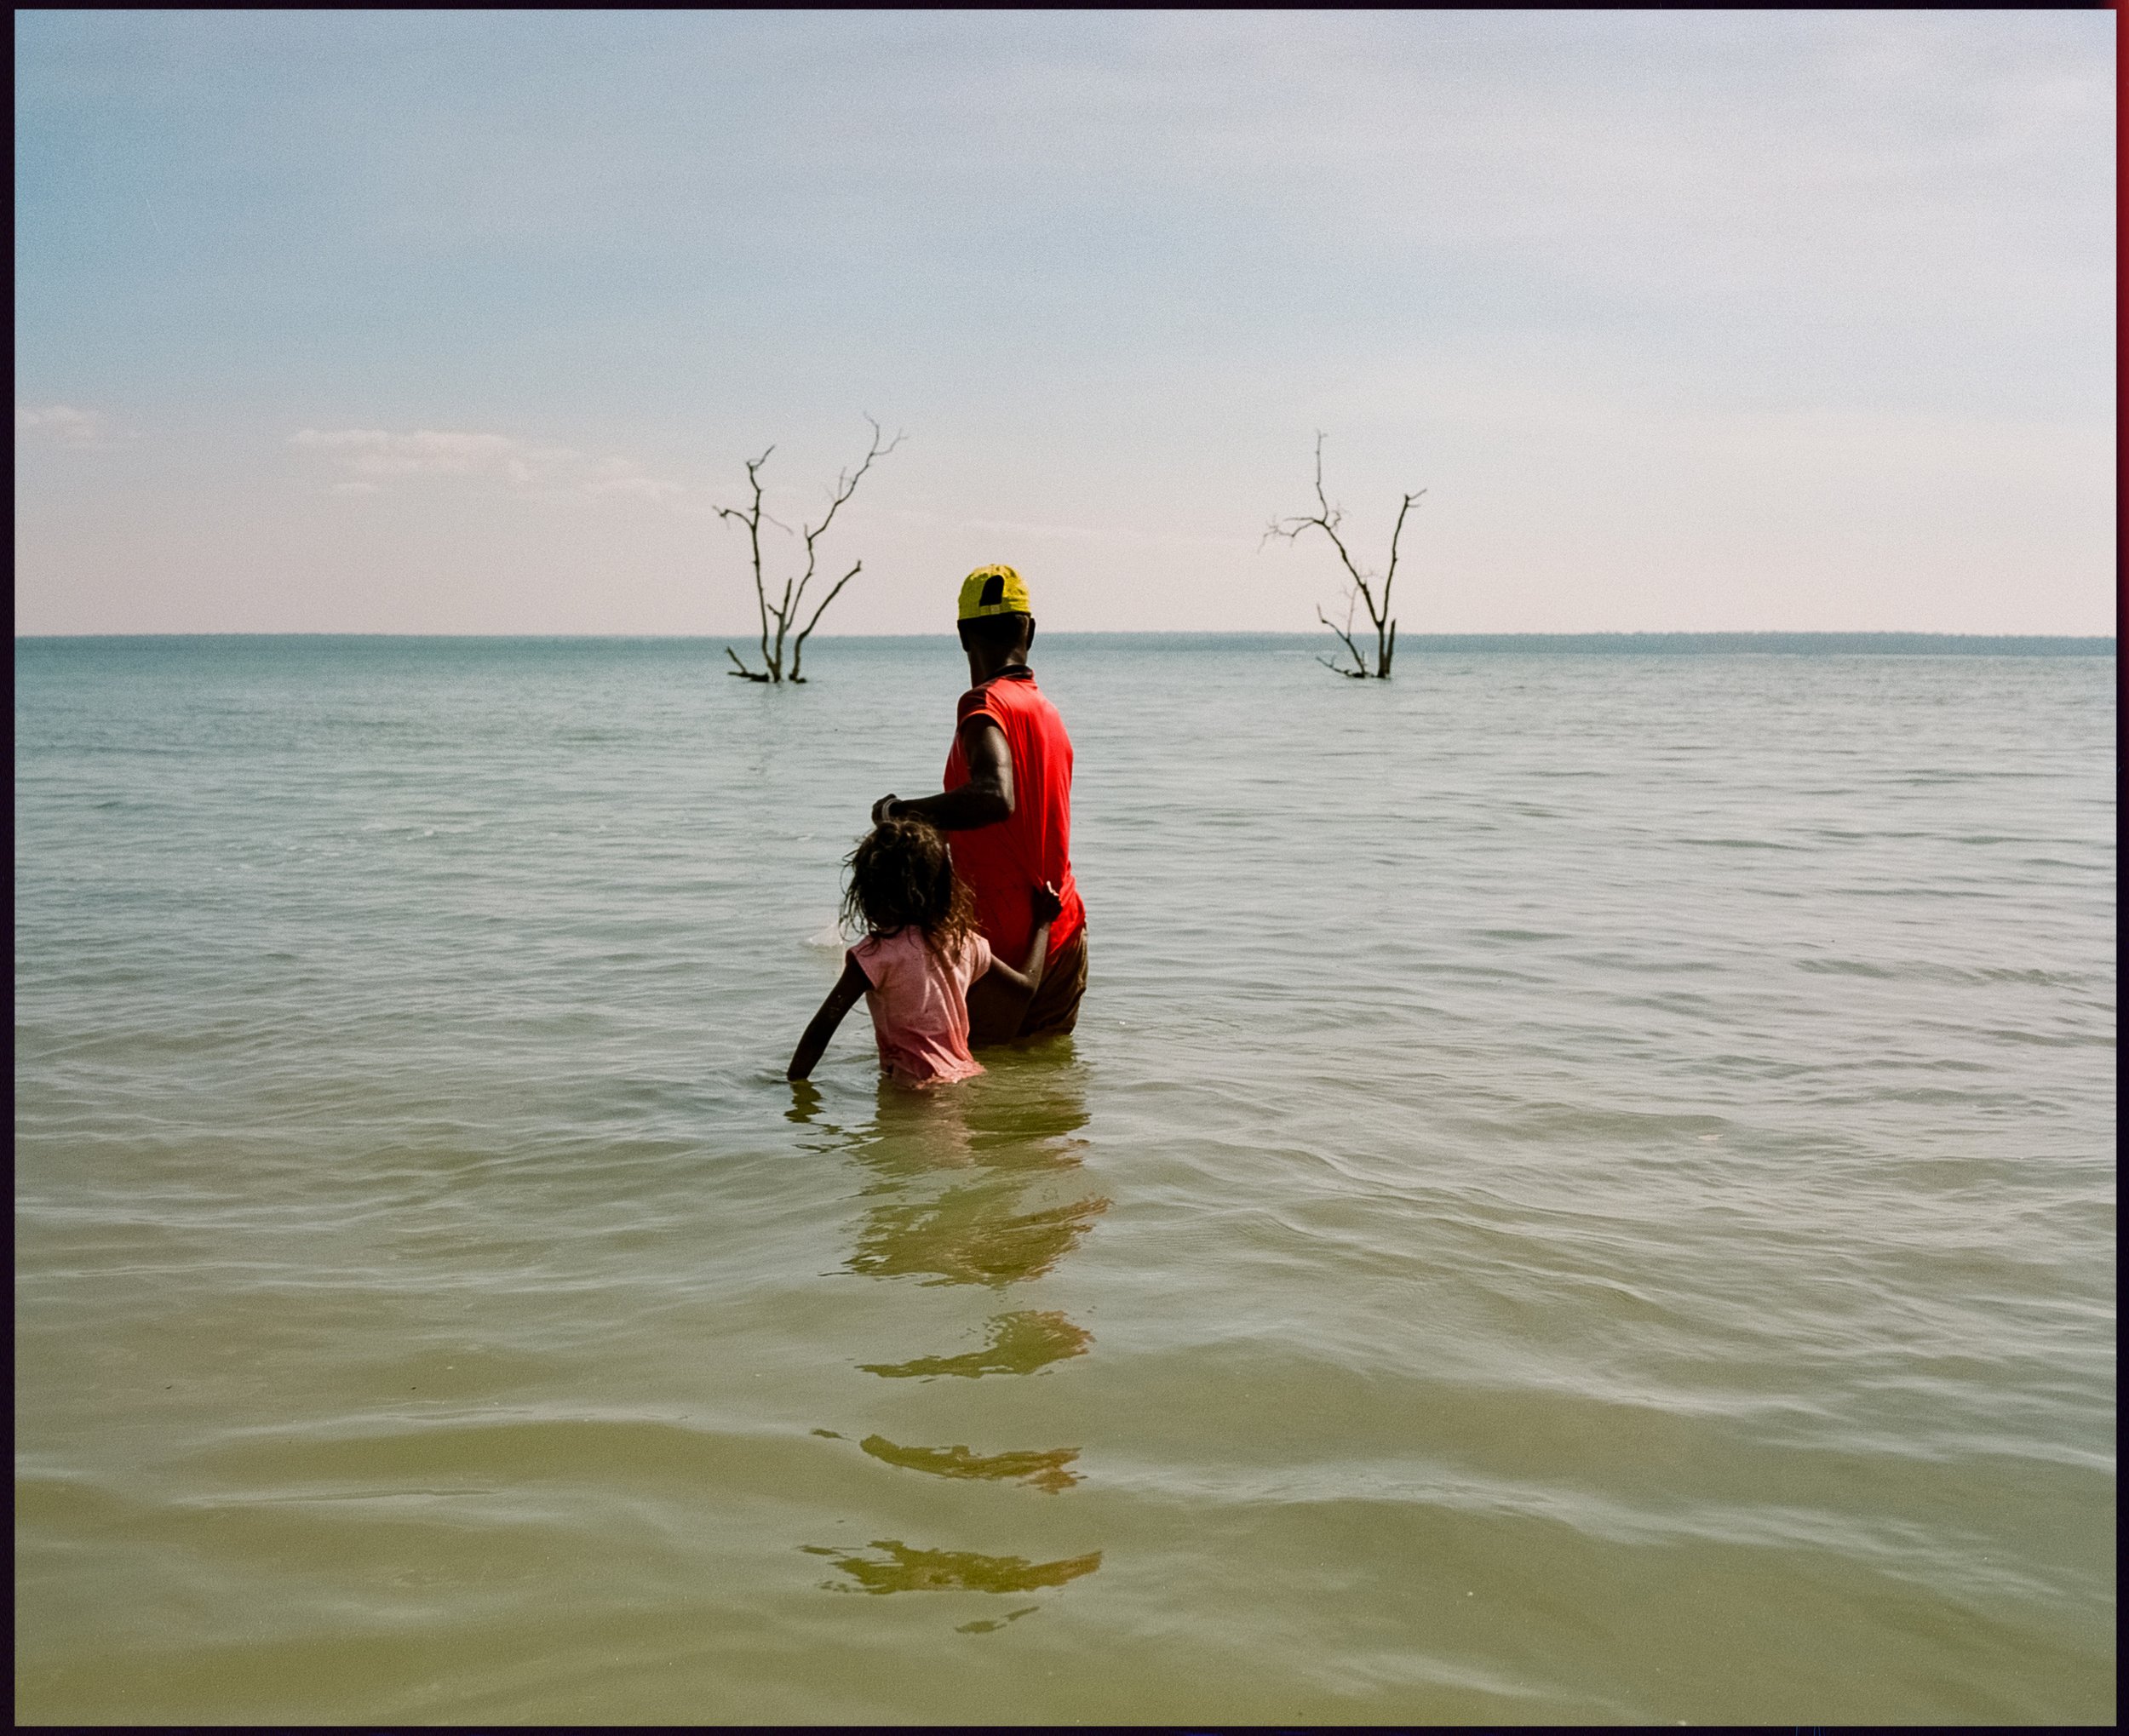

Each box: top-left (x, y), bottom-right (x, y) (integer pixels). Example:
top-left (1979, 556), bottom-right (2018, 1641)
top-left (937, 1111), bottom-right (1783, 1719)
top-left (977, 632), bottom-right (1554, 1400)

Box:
top-left (14, 9), bottom-right (2116, 634)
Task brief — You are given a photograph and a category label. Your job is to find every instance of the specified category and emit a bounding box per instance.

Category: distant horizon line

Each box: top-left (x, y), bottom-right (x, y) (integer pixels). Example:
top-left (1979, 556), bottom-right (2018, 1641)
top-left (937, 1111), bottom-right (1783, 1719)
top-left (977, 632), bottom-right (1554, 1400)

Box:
top-left (14, 629), bottom-right (2117, 649)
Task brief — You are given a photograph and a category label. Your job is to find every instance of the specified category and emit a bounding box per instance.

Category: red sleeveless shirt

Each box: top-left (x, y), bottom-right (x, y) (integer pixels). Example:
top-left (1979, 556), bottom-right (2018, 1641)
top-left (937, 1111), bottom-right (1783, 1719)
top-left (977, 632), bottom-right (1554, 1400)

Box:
top-left (943, 668), bottom-right (1085, 964)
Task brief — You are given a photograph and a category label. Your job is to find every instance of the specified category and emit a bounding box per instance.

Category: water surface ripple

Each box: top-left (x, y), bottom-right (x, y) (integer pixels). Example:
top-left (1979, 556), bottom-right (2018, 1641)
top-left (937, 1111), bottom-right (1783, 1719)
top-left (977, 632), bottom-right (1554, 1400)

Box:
top-left (14, 635), bottom-right (2115, 1723)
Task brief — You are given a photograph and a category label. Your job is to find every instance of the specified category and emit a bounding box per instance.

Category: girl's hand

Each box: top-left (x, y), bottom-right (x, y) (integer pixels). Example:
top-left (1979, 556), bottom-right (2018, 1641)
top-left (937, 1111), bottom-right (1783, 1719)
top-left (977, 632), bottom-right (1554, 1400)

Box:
top-left (1030, 880), bottom-right (1063, 925)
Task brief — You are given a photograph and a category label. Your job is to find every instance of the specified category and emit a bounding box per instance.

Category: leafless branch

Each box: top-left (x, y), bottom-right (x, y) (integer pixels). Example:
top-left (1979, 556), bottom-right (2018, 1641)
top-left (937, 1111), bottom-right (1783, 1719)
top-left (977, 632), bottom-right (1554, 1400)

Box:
top-left (1377, 490), bottom-right (1423, 675)
top-left (789, 559), bottom-right (864, 684)
top-left (714, 447), bottom-right (778, 674)
top-left (1265, 433), bottom-right (1379, 612)
top-left (711, 421), bottom-right (903, 685)
top-left (1316, 605), bottom-right (1369, 677)
top-left (1267, 433), bottom-right (1425, 679)
top-left (789, 415), bottom-right (904, 627)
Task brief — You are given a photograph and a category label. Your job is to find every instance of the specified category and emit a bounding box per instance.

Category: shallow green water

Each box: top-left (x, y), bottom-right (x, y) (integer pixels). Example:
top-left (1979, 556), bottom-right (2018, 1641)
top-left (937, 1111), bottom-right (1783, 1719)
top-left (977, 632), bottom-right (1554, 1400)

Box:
top-left (14, 634), bottom-right (2116, 1724)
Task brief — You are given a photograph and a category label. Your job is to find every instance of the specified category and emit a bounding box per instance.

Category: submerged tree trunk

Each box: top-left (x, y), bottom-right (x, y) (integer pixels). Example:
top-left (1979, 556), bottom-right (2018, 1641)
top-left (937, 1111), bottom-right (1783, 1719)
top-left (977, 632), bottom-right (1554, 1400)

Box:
top-left (718, 416), bottom-right (903, 684)
top-left (1265, 433), bottom-right (1422, 679)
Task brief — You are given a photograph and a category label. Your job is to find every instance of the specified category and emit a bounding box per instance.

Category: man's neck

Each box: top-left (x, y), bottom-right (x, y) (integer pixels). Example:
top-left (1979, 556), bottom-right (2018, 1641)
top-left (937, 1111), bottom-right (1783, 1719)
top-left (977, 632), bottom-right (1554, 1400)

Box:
top-left (966, 649), bottom-right (1031, 685)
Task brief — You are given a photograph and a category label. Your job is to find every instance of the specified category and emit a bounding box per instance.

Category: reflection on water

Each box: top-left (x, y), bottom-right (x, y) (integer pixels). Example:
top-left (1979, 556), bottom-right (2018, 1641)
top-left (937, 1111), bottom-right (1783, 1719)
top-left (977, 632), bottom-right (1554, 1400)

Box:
top-left (858, 1309), bottom-right (1091, 1380)
top-left (801, 1539), bottom-right (1103, 1596)
top-left (955, 1607), bottom-right (1042, 1636)
top-left (841, 1069), bottom-right (1109, 1288)
top-left (849, 1194), bottom-right (1110, 1286)
top-left (858, 1434), bottom-right (1081, 1493)
top-left (805, 1051), bottom-right (1105, 1610)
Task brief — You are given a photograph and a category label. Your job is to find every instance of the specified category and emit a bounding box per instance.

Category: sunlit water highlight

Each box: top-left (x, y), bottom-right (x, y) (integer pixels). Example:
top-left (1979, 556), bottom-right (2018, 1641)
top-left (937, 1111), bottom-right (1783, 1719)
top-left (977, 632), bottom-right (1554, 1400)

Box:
top-left (14, 634), bottom-right (2115, 1724)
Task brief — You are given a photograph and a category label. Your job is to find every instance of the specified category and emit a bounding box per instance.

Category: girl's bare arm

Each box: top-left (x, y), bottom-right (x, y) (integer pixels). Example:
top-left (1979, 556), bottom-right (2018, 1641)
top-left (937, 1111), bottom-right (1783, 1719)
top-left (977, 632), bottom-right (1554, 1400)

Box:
top-left (979, 883), bottom-right (1063, 1004)
top-left (788, 954), bottom-right (871, 1081)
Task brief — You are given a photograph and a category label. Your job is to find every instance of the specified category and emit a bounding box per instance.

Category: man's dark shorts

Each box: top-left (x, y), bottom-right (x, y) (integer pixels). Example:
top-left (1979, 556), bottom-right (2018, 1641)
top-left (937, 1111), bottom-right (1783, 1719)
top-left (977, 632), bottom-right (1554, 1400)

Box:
top-left (969, 929), bottom-right (1087, 1047)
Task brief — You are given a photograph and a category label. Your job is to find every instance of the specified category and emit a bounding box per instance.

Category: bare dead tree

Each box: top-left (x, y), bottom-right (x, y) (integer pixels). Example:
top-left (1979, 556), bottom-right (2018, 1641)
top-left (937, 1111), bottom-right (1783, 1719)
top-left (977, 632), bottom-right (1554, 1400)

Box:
top-left (718, 415), bottom-right (904, 684)
top-left (1264, 433), bottom-right (1423, 679)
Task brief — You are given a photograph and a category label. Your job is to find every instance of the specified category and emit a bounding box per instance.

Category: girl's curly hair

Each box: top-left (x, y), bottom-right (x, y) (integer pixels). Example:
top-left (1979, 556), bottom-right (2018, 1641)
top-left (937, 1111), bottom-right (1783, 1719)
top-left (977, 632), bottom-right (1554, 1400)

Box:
top-left (842, 814), bottom-right (980, 965)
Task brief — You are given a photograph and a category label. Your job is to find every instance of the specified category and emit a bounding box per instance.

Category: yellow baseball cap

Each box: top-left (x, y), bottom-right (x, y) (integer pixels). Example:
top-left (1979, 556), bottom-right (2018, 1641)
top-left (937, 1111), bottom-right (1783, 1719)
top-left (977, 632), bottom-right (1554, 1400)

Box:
top-left (957, 564), bottom-right (1033, 621)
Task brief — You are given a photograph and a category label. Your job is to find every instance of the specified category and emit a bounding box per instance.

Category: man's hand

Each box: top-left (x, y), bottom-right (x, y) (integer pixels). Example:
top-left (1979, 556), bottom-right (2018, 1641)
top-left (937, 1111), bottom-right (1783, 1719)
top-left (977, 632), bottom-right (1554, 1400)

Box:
top-left (868, 720), bottom-right (1014, 834)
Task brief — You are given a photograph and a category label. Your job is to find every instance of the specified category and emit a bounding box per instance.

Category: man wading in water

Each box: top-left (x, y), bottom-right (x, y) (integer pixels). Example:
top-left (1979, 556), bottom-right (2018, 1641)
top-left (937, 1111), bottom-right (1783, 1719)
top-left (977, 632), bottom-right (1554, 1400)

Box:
top-left (870, 564), bottom-right (1087, 1045)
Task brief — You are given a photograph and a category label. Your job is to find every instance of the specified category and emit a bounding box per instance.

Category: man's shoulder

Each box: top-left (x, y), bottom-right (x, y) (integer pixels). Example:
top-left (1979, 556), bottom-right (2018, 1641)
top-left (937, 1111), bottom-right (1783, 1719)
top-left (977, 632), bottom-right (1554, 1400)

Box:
top-left (955, 686), bottom-right (1007, 727)
top-left (956, 674), bottom-right (1032, 720)
top-left (961, 670), bottom-right (1054, 713)
top-left (956, 672), bottom-right (1071, 759)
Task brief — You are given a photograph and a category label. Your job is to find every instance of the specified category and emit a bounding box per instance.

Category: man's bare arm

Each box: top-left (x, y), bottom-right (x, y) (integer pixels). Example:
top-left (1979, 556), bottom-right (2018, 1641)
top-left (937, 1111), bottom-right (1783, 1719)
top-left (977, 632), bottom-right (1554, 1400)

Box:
top-left (872, 717), bottom-right (1013, 832)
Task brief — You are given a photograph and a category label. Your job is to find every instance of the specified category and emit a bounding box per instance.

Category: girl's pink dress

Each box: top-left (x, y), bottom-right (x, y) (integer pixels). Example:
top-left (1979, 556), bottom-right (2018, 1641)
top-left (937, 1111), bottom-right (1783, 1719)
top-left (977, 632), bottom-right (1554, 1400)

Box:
top-left (848, 927), bottom-right (993, 1087)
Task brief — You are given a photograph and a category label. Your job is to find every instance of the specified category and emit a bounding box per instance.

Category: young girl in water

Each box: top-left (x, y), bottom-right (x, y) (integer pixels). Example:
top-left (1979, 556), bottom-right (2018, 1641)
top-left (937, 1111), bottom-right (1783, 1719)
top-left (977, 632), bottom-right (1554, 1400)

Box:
top-left (788, 815), bottom-right (1060, 1088)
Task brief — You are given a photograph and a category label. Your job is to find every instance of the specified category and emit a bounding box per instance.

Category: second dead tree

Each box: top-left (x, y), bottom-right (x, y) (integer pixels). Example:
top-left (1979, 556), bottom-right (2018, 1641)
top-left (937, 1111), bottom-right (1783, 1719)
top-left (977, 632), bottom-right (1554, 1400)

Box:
top-left (1265, 433), bottom-right (1423, 679)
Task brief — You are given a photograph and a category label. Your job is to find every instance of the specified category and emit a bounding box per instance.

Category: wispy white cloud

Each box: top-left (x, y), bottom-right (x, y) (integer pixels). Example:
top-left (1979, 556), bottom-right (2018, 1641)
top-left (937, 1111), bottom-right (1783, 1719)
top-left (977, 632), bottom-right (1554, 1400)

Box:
top-left (11, 15), bottom-right (2112, 633)
top-left (582, 455), bottom-right (683, 501)
top-left (16, 403), bottom-right (132, 448)
top-left (290, 427), bottom-right (680, 501)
